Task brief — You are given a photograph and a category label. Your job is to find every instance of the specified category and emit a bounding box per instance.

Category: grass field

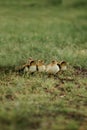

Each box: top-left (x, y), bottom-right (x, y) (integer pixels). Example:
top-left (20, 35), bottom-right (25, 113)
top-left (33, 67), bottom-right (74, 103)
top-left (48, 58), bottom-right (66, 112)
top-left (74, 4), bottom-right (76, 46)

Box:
top-left (0, 0), bottom-right (87, 130)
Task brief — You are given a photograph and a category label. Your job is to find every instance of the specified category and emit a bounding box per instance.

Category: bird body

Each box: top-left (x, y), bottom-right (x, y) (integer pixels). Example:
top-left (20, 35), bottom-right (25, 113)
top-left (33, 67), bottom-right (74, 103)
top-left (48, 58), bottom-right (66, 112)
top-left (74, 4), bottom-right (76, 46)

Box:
top-left (46, 60), bottom-right (60, 74)
top-left (15, 64), bottom-right (29, 73)
top-left (60, 61), bottom-right (67, 71)
top-left (61, 65), bottom-right (67, 70)
top-left (38, 65), bottom-right (46, 72)
top-left (37, 60), bottom-right (46, 72)
top-left (29, 65), bottom-right (37, 73)
top-left (29, 60), bottom-right (37, 73)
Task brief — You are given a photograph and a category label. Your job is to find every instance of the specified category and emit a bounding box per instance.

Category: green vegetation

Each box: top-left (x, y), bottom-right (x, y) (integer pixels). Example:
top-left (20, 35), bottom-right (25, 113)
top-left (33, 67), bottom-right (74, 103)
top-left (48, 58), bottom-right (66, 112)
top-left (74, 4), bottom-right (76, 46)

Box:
top-left (0, 0), bottom-right (87, 130)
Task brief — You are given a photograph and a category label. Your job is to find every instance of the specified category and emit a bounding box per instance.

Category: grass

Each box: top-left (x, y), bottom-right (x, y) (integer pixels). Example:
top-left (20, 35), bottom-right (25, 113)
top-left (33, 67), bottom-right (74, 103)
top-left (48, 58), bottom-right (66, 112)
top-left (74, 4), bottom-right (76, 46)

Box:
top-left (0, 0), bottom-right (87, 130)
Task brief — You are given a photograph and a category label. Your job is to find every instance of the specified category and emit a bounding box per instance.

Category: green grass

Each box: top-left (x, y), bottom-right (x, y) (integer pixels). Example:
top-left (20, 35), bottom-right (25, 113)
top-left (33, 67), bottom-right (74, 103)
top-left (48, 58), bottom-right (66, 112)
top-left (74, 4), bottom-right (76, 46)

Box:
top-left (0, 0), bottom-right (87, 130)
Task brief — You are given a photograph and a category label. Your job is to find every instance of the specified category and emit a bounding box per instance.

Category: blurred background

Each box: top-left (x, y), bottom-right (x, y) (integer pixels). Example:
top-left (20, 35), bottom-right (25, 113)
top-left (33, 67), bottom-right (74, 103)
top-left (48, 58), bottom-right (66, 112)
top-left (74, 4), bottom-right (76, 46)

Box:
top-left (0, 0), bottom-right (87, 67)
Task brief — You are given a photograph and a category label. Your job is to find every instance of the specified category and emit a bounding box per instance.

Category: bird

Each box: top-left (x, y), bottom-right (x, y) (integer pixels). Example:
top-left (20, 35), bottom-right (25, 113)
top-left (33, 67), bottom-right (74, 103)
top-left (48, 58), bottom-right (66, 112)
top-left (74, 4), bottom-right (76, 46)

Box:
top-left (60, 61), bottom-right (67, 71)
top-left (37, 60), bottom-right (46, 72)
top-left (46, 60), bottom-right (60, 75)
top-left (29, 60), bottom-right (37, 74)
top-left (15, 63), bottom-right (30, 74)
top-left (15, 58), bottom-right (33, 74)
top-left (15, 58), bottom-right (37, 75)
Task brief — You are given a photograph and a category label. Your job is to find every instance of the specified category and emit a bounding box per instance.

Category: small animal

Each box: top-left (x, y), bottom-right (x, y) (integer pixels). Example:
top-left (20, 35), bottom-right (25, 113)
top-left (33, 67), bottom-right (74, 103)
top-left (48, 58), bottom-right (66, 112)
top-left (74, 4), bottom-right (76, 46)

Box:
top-left (37, 60), bottom-right (46, 72)
top-left (29, 60), bottom-right (37, 74)
top-left (46, 60), bottom-right (60, 75)
top-left (16, 63), bottom-right (30, 74)
top-left (60, 61), bottom-right (67, 71)
top-left (15, 59), bottom-right (37, 75)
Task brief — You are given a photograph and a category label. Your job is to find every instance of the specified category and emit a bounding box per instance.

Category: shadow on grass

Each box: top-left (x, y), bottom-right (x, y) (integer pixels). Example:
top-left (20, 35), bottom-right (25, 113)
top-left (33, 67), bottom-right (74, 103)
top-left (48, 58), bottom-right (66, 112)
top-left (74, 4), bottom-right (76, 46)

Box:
top-left (0, 65), bottom-right (15, 74)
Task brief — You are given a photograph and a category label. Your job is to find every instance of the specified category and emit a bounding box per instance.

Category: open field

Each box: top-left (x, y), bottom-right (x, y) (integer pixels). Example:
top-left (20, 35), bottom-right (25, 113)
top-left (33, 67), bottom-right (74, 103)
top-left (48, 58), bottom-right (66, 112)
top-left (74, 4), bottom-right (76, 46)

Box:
top-left (0, 0), bottom-right (87, 130)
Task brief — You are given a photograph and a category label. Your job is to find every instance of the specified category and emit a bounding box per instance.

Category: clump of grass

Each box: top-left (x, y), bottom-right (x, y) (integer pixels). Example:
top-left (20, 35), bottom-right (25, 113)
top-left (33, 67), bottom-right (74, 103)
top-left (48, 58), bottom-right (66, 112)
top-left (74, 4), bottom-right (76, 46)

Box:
top-left (66, 120), bottom-right (79, 130)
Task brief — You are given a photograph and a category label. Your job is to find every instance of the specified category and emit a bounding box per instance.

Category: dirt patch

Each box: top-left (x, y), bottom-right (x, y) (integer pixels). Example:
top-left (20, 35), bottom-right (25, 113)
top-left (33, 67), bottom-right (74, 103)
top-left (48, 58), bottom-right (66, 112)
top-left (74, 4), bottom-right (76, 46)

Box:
top-left (73, 66), bottom-right (87, 77)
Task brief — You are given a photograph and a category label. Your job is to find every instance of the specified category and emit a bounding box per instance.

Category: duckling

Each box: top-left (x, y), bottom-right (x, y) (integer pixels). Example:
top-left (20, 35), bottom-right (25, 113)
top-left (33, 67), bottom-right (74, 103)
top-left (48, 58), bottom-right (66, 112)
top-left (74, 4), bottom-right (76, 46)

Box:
top-left (46, 60), bottom-right (60, 75)
top-left (29, 60), bottom-right (37, 74)
top-left (15, 63), bottom-right (30, 75)
top-left (37, 60), bottom-right (46, 72)
top-left (60, 61), bottom-right (67, 71)
top-left (22, 57), bottom-right (35, 74)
